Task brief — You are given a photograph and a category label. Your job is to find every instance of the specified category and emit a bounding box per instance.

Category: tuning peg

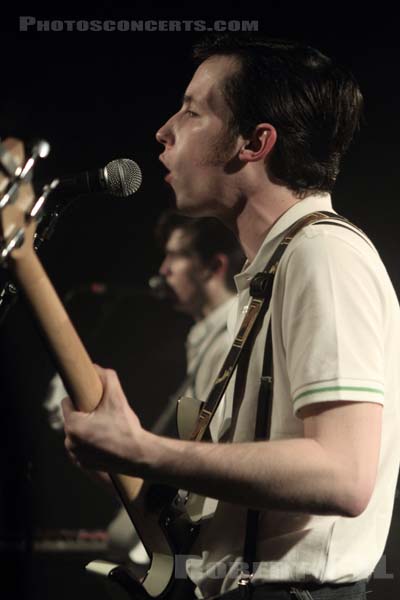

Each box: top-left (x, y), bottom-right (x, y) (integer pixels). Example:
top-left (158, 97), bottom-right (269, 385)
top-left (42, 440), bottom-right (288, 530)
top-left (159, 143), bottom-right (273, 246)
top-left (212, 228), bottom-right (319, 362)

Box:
top-left (29, 178), bottom-right (60, 221)
top-left (31, 139), bottom-right (50, 159)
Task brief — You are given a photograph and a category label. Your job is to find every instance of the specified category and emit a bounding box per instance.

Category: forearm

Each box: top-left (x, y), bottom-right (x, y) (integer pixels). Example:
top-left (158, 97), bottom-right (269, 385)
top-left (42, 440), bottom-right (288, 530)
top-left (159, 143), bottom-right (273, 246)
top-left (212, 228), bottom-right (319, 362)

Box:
top-left (63, 370), bottom-right (380, 519)
top-left (135, 433), bottom-right (359, 517)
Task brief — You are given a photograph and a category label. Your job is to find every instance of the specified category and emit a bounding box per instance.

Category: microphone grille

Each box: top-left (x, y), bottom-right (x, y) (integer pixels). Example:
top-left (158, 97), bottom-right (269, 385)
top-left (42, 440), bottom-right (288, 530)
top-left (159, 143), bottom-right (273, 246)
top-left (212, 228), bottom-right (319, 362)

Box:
top-left (148, 275), bottom-right (174, 300)
top-left (105, 158), bottom-right (142, 197)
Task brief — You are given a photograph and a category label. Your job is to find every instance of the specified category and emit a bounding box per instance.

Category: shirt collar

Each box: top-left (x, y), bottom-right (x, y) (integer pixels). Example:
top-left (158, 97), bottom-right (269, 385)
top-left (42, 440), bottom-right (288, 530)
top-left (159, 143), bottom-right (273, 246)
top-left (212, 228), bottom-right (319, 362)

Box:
top-left (234, 193), bottom-right (334, 292)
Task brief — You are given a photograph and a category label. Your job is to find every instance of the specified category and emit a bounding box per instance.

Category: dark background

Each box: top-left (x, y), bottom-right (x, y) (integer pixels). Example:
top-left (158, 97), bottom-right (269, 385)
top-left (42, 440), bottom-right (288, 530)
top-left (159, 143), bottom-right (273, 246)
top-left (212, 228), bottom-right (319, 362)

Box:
top-left (0, 4), bottom-right (399, 599)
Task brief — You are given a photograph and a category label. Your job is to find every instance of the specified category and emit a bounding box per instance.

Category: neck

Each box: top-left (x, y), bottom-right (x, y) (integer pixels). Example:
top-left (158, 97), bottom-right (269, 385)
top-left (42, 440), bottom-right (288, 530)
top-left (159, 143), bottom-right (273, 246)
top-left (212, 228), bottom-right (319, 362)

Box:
top-left (194, 286), bottom-right (234, 321)
top-left (231, 183), bottom-right (302, 262)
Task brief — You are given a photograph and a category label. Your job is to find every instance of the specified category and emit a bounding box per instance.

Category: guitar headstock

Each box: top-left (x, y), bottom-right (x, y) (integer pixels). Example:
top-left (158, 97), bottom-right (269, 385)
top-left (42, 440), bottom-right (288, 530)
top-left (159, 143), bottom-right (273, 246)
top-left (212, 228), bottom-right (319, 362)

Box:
top-left (0, 137), bottom-right (54, 265)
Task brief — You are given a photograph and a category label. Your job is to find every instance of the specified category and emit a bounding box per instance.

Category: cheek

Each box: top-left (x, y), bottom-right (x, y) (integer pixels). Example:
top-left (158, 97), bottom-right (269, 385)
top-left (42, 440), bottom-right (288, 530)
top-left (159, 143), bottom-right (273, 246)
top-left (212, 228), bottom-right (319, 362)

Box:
top-left (177, 123), bottom-right (225, 167)
top-left (175, 262), bottom-right (203, 289)
top-left (172, 263), bottom-right (194, 285)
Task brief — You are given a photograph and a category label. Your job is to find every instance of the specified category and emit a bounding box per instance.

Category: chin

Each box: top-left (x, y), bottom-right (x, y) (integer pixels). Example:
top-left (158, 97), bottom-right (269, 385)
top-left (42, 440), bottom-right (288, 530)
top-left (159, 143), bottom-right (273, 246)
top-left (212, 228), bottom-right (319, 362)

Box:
top-left (177, 199), bottom-right (216, 219)
top-left (174, 303), bottom-right (191, 316)
top-left (174, 196), bottom-right (198, 216)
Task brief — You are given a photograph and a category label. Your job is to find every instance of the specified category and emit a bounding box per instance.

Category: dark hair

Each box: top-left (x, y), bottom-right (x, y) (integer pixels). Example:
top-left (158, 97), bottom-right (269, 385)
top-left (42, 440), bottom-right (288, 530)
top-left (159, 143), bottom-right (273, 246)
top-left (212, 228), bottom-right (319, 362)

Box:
top-left (193, 34), bottom-right (363, 195)
top-left (155, 211), bottom-right (245, 292)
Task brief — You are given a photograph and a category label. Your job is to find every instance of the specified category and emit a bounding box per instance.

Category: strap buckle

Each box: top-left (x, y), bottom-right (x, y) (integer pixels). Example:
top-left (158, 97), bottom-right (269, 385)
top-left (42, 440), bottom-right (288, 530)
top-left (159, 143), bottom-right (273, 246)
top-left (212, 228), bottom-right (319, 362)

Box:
top-left (238, 575), bottom-right (252, 587)
top-left (249, 272), bottom-right (271, 299)
top-left (238, 575), bottom-right (254, 599)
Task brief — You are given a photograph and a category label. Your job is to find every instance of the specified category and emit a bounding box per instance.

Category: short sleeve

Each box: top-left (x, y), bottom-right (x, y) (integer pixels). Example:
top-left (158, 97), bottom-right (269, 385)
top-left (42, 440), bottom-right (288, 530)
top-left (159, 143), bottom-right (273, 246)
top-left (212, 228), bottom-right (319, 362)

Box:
top-left (280, 228), bottom-right (385, 416)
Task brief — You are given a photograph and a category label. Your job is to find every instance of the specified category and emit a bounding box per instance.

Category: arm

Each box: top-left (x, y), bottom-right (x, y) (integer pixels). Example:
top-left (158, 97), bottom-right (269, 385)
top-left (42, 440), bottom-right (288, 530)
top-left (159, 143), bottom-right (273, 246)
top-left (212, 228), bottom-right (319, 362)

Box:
top-left (63, 230), bottom-right (384, 519)
top-left (140, 399), bottom-right (382, 517)
top-left (63, 367), bottom-right (382, 518)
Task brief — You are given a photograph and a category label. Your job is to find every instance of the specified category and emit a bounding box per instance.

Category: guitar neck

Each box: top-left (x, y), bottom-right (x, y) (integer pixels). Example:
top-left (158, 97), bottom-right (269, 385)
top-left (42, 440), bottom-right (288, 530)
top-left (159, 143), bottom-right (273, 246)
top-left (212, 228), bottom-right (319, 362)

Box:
top-left (12, 248), bottom-right (143, 504)
top-left (1, 141), bottom-right (182, 596)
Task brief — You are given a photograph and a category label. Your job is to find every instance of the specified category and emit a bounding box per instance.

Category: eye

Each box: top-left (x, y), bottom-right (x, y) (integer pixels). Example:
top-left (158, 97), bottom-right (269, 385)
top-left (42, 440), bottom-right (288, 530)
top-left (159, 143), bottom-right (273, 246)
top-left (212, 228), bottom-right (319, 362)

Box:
top-left (185, 110), bottom-right (198, 117)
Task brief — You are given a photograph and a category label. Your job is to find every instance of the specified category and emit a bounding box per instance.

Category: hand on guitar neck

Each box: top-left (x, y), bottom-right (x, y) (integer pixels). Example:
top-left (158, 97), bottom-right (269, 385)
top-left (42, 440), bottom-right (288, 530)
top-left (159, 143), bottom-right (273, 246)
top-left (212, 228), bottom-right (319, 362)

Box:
top-left (62, 364), bottom-right (149, 478)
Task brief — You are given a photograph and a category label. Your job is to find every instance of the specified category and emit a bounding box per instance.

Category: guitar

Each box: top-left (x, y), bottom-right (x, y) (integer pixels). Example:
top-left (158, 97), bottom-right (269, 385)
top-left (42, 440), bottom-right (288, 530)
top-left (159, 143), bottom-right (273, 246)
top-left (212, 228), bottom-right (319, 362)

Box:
top-left (0, 138), bottom-right (207, 599)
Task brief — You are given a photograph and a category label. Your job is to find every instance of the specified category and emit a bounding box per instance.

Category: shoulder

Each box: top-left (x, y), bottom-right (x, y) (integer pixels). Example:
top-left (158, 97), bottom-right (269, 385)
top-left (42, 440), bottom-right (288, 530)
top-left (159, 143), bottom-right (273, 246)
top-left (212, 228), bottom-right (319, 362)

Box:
top-left (272, 220), bottom-right (392, 318)
top-left (278, 220), bottom-right (383, 281)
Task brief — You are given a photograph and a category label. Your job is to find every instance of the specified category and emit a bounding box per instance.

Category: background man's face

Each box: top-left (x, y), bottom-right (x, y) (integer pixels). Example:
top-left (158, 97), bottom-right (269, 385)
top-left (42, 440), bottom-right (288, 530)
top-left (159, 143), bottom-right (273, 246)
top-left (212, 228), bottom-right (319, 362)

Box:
top-left (158, 228), bottom-right (210, 318)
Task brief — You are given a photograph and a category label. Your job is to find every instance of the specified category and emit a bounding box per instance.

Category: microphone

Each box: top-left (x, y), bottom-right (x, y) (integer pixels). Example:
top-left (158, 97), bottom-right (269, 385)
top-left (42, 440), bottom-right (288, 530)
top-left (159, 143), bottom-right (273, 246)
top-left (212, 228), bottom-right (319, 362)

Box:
top-left (44, 158), bottom-right (142, 198)
top-left (148, 275), bottom-right (175, 300)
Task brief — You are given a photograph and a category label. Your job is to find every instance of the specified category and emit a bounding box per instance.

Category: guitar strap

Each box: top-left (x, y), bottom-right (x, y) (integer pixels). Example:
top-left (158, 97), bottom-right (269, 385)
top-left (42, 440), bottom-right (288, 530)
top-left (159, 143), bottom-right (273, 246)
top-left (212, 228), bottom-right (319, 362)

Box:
top-left (237, 211), bottom-right (371, 599)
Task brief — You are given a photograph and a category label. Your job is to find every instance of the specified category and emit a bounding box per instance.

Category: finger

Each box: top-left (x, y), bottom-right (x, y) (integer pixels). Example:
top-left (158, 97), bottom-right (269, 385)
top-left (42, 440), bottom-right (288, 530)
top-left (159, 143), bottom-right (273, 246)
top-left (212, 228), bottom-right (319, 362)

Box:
top-left (92, 363), bottom-right (108, 386)
top-left (61, 395), bottom-right (75, 422)
top-left (94, 365), bottom-right (127, 408)
top-left (92, 364), bottom-right (119, 406)
top-left (64, 436), bottom-right (81, 467)
top-left (105, 369), bottom-right (125, 397)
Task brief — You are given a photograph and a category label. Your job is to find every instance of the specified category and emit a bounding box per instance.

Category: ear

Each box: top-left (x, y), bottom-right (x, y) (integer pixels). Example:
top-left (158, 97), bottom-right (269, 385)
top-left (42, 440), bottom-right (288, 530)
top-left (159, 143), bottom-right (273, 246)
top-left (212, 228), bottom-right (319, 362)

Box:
top-left (207, 253), bottom-right (229, 279)
top-left (238, 124), bottom-right (277, 163)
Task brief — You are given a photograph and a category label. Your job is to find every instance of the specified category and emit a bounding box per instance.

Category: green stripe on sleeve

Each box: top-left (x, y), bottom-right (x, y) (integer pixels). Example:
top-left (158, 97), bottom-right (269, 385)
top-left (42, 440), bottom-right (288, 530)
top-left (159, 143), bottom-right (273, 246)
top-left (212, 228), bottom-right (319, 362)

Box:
top-left (294, 385), bottom-right (384, 403)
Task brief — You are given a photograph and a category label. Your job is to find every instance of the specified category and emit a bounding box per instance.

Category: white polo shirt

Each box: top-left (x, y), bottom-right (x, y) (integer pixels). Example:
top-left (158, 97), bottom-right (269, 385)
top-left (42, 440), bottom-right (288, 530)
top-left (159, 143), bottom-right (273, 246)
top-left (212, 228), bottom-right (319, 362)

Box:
top-left (186, 194), bottom-right (400, 598)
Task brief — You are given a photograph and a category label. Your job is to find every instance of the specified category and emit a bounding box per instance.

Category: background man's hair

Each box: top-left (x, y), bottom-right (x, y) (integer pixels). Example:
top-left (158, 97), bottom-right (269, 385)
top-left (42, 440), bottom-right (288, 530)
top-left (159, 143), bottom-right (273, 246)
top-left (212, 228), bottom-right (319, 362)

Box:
top-left (193, 34), bottom-right (364, 196)
top-left (155, 211), bottom-right (245, 292)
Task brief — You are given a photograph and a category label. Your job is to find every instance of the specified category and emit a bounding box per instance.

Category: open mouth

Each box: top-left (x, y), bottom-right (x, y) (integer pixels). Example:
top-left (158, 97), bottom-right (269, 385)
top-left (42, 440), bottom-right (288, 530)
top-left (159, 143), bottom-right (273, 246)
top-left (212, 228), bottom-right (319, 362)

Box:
top-left (159, 155), bottom-right (172, 183)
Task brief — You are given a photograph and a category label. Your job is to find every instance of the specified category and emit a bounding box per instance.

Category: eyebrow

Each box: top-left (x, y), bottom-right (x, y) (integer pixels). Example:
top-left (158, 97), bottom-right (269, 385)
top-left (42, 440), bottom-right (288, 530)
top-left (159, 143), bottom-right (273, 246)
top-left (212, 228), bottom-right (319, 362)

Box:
top-left (182, 93), bottom-right (203, 108)
top-left (182, 94), bottom-right (193, 105)
top-left (166, 248), bottom-right (193, 257)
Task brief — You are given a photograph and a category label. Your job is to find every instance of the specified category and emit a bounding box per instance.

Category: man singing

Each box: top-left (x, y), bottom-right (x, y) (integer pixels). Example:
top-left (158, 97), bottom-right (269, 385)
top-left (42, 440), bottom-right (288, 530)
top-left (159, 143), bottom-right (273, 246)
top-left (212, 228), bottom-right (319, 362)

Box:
top-left (62, 35), bottom-right (400, 600)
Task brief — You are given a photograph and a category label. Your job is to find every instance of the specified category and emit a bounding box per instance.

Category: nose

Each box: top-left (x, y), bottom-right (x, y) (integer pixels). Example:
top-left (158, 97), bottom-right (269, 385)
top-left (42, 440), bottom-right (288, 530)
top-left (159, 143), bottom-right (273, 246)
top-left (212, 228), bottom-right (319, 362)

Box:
top-left (155, 114), bottom-right (175, 147)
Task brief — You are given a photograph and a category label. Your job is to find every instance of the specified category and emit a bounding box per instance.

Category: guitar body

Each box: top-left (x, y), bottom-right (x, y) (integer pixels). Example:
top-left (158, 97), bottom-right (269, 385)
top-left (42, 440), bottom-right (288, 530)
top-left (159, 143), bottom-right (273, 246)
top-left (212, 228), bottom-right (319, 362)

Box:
top-left (87, 396), bottom-right (209, 598)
